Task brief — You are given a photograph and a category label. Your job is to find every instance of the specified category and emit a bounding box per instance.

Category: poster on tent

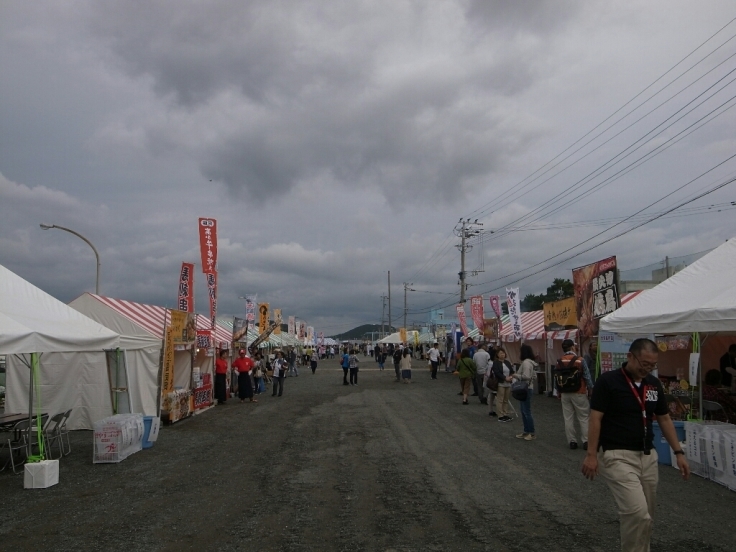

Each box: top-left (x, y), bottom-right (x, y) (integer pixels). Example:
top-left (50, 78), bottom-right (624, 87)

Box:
top-left (288, 316), bottom-right (296, 336)
top-left (489, 295), bottom-right (503, 333)
top-left (170, 310), bottom-right (196, 345)
top-left (482, 318), bottom-right (499, 341)
top-left (273, 309), bottom-right (282, 334)
top-left (162, 327), bottom-right (175, 395)
top-left (258, 303), bottom-right (270, 332)
top-left (456, 304), bottom-right (469, 336)
top-left (245, 294), bottom-right (257, 331)
top-left (543, 297), bottom-right (577, 332)
top-left (178, 262), bottom-right (195, 312)
top-left (572, 256), bottom-right (619, 338)
top-left (599, 331), bottom-right (654, 374)
top-left (506, 288), bottom-right (522, 341)
top-left (198, 218), bottom-right (217, 274)
top-left (232, 317), bottom-right (248, 345)
top-left (469, 295), bottom-right (484, 331)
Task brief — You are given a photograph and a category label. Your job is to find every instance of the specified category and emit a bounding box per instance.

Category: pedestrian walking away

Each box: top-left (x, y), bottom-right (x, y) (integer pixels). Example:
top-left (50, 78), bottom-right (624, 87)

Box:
top-left (310, 349), bottom-right (318, 374)
top-left (392, 347), bottom-right (402, 382)
top-left (214, 349), bottom-right (229, 405)
top-left (472, 342), bottom-right (491, 403)
top-left (582, 338), bottom-right (690, 552)
top-left (341, 350), bottom-right (350, 385)
top-left (232, 348), bottom-right (257, 403)
top-left (513, 344), bottom-right (537, 440)
top-left (491, 347), bottom-right (514, 421)
top-left (456, 349), bottom-right (477, 405)
top-left (555, 339), bottom-right (593, 449)
top-left (400, 349), bottom-right (412, 383)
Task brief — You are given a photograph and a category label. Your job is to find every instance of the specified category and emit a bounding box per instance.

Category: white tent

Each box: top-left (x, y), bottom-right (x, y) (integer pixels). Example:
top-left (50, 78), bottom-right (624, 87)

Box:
top-left (1, 264), bottom-right (120, 431)
top-left (601, 239), bottom-right (736, 335)
top-left (377, 331), bottom-right (419, 344)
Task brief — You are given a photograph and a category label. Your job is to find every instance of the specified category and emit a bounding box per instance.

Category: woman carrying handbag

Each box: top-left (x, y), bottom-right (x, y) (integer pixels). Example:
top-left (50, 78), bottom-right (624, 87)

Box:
top-left (491, 347), bottom-right (515, 422)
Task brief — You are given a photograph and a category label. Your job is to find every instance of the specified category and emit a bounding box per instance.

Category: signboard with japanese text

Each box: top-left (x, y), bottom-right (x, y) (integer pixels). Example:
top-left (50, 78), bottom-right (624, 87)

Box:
top-left (543, 297), bottom-right (577, 331)
top-left (245, 294), bottom-right (257, 331)
top-left (170, 310), bottom-right (196, 345)
top-left (162, 327), bottom-right (175, 395)
top-left (399, 328), bottom-right (407, 343)
top-left (258, 303), bottom-right (269, 332)
top-left (299, 320), bottom-right (306, 340)
top-left (482, 318), bottom-right (499, 341)
top-left (206, 272), bottom-right (217, 329)
top-left (456, 304), bottom-right (469, 337)
top-left (177, 263), bottom-right (194, 312)
top-left (198, 218), bottom-right (217, 273)
top-left (599, 331), bottom-right (653, 374)
top-left (506, 288), bottom-right (522, 340)
top-left (196, 329), bottom-right (212, 350)
top-left (469, 295), bottom-right (484, 330)
top-left (273, 309), bottom-right (282, 335)
top-left (572, 256), bottom-right (619, 337)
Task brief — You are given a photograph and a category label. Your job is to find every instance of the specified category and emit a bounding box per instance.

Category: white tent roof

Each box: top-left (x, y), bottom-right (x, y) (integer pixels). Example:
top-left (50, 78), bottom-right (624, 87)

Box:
top-left (601, 239), bottom-right (736, 335)
top-left (0, 264), bottom-right (119, 353)
top-left (377, 331), bottom-right (419, 344)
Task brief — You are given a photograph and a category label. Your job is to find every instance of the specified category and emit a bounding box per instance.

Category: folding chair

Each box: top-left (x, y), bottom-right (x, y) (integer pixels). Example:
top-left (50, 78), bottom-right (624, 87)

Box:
top-left (43, 412), bottom-right (66, 459)
top-left (703, 400), bottom-right (729, 422)
top-left (58, 409), bottom-right (73, 456)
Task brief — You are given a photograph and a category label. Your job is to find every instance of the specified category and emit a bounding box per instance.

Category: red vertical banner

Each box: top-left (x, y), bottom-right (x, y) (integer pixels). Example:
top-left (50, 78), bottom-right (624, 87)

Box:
top-left (469, 295), bottom-right (484, 331)
top-left (489, 295), bottom-right (503, 333)
top-left (456, 303), bottom-right (469, 337)
top-left (198, 218), bottom-right (218, 273)
top-left (178, 262), bottom-right (195, 312)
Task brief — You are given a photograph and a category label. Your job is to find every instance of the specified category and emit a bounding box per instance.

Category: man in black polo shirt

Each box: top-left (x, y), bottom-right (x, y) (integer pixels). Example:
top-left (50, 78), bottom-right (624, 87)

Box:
top-left (582, 338), bottom-right (689, 552)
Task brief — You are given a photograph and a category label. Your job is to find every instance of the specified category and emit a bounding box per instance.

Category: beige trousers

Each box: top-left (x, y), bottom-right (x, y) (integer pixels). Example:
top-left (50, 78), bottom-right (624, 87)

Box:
top-left (495, 386), bottom-right (511, 416)
top-left (598, 449), bottom-right (659, 552)
top-left (561, 392), bottom-right (589, 444)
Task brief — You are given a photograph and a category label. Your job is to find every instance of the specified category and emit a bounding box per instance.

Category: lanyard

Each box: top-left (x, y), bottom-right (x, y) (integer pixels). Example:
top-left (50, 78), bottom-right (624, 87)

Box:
top-left (621, 368), bottom-right (649, 451)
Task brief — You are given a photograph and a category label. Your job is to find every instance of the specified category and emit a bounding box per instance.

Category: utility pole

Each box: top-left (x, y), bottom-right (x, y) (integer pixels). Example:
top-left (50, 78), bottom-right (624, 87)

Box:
top-left (454, 218), bottom-right (483, 303)
top-left (387, 271), bottom-right (392, 333)
top-left (664, 256), bottom-right (670, 278)
top-left (380, 295), bottom-right (388, 338)
top-left (403, 282), bottom-right (415, 330)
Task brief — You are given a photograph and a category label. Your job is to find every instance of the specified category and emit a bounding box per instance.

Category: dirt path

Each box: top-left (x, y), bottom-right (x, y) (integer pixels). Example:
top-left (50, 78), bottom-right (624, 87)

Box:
top-left (1, 357), bottom-right (733, 551)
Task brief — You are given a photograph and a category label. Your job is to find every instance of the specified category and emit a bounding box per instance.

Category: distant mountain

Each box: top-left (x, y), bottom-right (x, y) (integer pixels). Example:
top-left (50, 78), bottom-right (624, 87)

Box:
top-left (331, 324), bottom-right (394, 340)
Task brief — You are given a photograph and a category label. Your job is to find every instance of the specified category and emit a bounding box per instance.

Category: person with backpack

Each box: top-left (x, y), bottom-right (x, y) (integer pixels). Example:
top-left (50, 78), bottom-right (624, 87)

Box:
top-left (555, 339), bottom-right (594, 449)
top-left (456, 349), bottom-right (477, 405)
top-left (491, 347), bottom-right (515, 422)
top-left (392, 347), bottom-right (403, 382)
top-left (513, 344), bottom-right (538, 440)
top-left (341, 349), bottom-right (350, 385)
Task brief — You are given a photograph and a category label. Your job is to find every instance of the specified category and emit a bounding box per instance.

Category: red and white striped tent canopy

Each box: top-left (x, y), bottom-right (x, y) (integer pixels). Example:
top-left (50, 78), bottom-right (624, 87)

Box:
top-left (80, 294), bottom-right (232, 346)
top-left (497, 291), bottom-right (644, 342)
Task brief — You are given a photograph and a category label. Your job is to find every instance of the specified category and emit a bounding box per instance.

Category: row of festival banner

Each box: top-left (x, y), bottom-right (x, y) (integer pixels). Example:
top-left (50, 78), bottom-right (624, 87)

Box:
top-left (455, 294), bottom-right (507, 340)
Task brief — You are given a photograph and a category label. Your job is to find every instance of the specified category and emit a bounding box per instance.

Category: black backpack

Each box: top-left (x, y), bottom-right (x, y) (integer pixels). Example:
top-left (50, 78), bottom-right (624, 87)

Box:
top-left (554, 355), bottom-right (582, 393)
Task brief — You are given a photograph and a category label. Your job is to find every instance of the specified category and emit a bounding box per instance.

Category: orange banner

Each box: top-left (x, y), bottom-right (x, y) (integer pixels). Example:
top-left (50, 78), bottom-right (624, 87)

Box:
top-left (273, 309), bottom-right (282, 334)
top-left (258, 303), bottom-right (269, 332)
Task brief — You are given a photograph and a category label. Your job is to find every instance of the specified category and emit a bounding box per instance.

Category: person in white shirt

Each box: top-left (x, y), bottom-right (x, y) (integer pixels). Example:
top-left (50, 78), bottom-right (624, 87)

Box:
top-left (428, 343), bottom-right (441, 380)
top-left (271, 350), bottom-right (288, 397)
top-left (473, 343), bottom-right (492, 405)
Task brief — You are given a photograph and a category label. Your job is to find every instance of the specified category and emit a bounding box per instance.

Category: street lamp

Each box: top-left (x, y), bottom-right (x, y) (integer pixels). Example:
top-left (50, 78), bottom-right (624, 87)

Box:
top-left (40, 223), bottom-right (100, 295)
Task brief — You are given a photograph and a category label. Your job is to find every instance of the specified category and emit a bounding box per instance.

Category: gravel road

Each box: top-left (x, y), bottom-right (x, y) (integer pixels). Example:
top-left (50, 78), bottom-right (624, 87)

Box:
top-left (1, 357), bottom-right (734, 551)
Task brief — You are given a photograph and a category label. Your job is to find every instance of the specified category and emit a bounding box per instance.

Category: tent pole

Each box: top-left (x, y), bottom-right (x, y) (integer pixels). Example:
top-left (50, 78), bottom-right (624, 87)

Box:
top-left (27, 352), bottom-right (37, 458)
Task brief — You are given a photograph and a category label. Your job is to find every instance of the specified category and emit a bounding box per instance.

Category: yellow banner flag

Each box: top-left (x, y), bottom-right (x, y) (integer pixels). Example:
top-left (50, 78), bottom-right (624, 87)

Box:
top-left (273, 309), bottom-right (282, 335)
top-left (399, 328), bottom-right (407, 343)
top-left (162, 327), bottom-right (175, 395)
top-left (258, 303), bottom-right (269, 332)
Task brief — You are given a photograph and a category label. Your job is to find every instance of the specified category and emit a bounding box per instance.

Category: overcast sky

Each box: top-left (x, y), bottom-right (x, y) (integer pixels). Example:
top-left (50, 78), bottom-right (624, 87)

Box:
top-left (2, 1), bottom-right (736, 335)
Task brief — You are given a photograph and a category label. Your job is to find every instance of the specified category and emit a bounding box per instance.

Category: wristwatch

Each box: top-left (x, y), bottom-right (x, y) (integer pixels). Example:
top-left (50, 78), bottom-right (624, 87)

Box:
top-left (673, 450), bottom-right (685, 455)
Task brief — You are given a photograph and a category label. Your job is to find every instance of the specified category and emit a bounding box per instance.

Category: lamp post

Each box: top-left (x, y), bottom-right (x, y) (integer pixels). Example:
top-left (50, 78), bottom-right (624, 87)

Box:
top-left (40, 224), bottom-right (100, 295)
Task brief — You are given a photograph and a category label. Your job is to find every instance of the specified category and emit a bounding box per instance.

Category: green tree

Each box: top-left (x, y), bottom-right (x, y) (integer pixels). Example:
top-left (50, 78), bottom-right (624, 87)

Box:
top-left (519, 278), bottom-right (574, 312)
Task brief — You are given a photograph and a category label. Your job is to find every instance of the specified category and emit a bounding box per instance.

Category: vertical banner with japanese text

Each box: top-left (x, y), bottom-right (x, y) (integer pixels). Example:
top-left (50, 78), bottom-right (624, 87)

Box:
top-left (206, 272), bottom-right (217, 329)
top-left (506, 288), bottom-right (522, 341)
top-left (258, 303), bottom-right (270, 333)
top-left (469, 295), bottom-right (484, 331)
top-left (318, 332), bottom-right (324, 348)
top-left (245, 295), bottom-right (257, 332)
top-left (198, 218), bottom-right (218, 273)
top-left (178, 263), bottom-right (194, 312)
top-left (456, 303), bottom-right (469, 337)
top-left (232, 317), bottom-right (248, 344)
top-left (489, 295), bottom-right (503, 333)
top-left (399, 328), bottom-right (408, 343)
top-left (288, 316), bottom-right (296, 336)
top-left (273, 309), bottom-right (282, 334)
top-left (307, 326), bottom-right (314, 344)
top-left (572, 256), bottom-right (619, 338)
top-left (162, 326), bottom-right (175, 395)
top-left (298, 321), bottom-right (306, 340)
